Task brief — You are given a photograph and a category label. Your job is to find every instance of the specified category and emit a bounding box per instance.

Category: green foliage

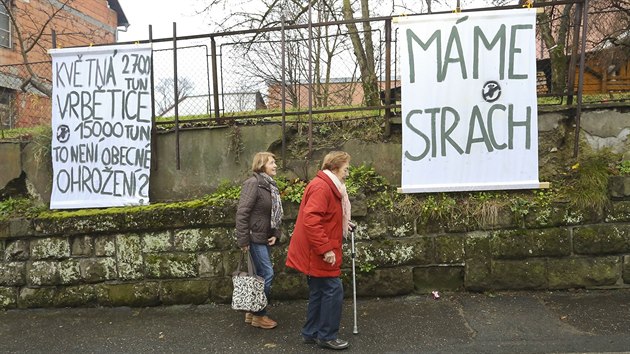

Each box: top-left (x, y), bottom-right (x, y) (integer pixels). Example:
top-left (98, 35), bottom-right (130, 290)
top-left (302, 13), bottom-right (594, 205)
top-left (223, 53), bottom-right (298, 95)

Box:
top-left (276, 176), bottom-right (307, 203)
top-left (420, 194), bottom-right (458, 223)
top-left (359, 262), bottom-right (376, 273)
top-left (346, 164), bottom-right (389, 196)
top-left (202, 181), bottom-right (242, 206)
top-left (563, 151), bottom-right (614, 211)
top-left (533, 189), bottom-right (554, 209)
top-left (510, 196), bottom-right (533, 220)
top-left (0, 197), bottom-right (45, 222)
top-left (508, 189), bottom-right (555, 225)
top-left (367, 189), bottom-right (399, 212)
top-left (618, 160), bottom-right (630, 175)
top-left (346, 164), bottom-right (400, 214)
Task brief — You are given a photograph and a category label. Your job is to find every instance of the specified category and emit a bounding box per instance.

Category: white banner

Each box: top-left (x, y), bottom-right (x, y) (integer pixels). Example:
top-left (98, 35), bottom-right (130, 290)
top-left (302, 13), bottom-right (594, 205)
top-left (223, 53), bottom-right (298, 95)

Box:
top-left (397, 9), bottom-right (540, 193)
top-left (49, 44), bottom-right (153, 209)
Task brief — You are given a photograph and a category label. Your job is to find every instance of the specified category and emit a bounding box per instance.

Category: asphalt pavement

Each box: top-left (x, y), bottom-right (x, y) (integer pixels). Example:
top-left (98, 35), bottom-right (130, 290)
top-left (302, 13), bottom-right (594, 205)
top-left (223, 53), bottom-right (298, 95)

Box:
top-left (1, 289), bottom-right (630, 353)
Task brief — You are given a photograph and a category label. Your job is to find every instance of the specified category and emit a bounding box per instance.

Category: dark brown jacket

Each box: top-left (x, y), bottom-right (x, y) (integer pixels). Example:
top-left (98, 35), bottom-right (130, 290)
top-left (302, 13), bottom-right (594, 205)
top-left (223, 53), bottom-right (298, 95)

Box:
top-left (235, 173), bottom-right (281, 248)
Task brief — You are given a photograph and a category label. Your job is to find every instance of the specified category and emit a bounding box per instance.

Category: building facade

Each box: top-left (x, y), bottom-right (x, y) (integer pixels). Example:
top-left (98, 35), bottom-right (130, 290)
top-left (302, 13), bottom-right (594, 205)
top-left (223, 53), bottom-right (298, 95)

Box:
top-left (0, 0), bottom-right (128, 128)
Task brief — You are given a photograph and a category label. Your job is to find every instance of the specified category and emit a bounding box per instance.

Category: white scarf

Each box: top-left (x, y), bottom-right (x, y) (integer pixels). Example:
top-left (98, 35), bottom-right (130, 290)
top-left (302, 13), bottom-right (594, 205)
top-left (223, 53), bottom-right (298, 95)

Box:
top-left (323, 169), bottom-right (351, 238)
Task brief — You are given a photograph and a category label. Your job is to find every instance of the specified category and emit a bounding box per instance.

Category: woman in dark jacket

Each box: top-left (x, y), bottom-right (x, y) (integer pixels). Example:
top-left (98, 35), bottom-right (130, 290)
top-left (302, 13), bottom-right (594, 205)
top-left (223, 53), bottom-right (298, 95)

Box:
top-left (235, 152), bottom-right (283, 329)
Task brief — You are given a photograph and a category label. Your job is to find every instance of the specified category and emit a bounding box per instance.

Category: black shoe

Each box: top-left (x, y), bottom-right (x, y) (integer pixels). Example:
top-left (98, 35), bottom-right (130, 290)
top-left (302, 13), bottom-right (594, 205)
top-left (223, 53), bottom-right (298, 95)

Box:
top-left (302, 336), bottom-right (317, 344)
top-left (317, 338), bottom-right (349, 350)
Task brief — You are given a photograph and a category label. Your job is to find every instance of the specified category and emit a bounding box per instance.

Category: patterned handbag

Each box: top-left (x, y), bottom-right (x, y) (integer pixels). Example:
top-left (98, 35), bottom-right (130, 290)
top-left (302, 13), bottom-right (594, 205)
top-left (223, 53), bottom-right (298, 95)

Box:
top-left (231, 251), bottom-right (267, 312)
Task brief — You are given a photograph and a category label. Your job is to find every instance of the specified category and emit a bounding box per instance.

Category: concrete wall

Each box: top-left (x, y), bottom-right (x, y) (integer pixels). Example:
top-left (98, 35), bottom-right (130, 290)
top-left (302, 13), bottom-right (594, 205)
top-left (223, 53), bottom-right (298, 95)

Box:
top-left (0, 142), bottom-right (22, 192)
top-left (149, 125), bottom-right (283, 201)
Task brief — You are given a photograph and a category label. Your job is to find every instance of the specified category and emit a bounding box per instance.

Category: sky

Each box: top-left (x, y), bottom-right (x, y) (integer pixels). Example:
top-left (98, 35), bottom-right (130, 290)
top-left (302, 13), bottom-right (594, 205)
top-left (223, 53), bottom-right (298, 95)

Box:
top-left (116, 0), bottom-right (212, 42)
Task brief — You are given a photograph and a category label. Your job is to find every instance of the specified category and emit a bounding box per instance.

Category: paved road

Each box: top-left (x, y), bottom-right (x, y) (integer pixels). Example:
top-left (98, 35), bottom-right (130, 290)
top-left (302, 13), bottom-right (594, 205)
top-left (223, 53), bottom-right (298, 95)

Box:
top-left (1, 289), bottom-right (630, 353)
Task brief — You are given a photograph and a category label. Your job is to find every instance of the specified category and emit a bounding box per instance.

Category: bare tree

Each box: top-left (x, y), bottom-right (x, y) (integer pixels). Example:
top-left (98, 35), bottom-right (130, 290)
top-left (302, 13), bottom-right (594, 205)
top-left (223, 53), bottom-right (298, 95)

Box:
top-left (535, 1), bottom-right (576, 94)
top-left (154, 77), bottom-right (194, 116)
top-left (199, 0), bottom-right (379, 107)
top-left (342, 0), bottom-right (378, 105)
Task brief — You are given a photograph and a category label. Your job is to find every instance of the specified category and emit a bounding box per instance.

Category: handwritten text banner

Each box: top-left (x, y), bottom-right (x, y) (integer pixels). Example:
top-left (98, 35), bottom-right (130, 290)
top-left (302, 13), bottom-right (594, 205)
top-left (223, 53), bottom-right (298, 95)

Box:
top-left (49, 44), bottom-right (153, 209)
top-left (397, 9), bottom-right (540, 193)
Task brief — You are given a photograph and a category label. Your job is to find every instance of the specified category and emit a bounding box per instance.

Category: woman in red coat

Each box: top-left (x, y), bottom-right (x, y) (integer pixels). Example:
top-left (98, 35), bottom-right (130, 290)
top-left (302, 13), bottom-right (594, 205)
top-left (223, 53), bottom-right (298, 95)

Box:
top-left (286, 151), bottom-right (353, 350)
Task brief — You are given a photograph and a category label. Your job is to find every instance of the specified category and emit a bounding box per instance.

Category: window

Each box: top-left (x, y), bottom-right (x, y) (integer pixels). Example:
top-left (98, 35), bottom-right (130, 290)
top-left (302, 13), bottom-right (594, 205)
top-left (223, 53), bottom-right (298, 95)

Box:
top-left (0, 2), bottom-right (10, 48)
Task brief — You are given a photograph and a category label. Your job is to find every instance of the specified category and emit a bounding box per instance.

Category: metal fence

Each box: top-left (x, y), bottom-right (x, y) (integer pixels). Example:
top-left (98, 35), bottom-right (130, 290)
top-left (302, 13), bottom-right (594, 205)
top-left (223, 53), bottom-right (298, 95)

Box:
top-left (139, 0), bottom-right (629, 124)
top-left (1, 1), bottom-right (629, 147)
top-left (0, 61), bottom-right (52, 129)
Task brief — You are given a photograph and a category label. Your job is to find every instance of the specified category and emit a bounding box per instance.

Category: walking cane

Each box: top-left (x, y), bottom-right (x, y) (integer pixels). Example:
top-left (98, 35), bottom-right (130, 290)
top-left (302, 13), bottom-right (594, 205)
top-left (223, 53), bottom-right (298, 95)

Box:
top-left (350, 227), bottom-right (358, 335)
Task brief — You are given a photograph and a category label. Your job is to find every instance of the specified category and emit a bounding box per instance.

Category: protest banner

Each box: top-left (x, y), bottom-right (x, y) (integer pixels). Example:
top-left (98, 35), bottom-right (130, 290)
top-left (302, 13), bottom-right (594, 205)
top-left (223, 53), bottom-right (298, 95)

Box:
top-left (397, 9), bottom-right (542, 193)
top-left (49, 44), bottom-right (152, 209)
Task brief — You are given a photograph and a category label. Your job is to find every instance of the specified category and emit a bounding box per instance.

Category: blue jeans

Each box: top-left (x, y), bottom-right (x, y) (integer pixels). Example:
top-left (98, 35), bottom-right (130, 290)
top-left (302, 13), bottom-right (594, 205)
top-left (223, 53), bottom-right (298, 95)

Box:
top-left (249, 243), bottom-right (273, 316)
top-left (302, 276), bottom-right (344, 341)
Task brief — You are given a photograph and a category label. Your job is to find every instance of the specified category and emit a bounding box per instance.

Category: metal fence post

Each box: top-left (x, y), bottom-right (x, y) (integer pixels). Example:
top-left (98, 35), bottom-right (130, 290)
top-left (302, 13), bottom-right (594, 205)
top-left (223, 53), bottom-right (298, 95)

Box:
top-left (172, 22), bottom-right (181, 170)
top-left (211, 37), bottom-right (221, 125)
top-left (566, 3), bottom-right (582, 105)
top-left (281, 15), bottom-right (287, 169)
top-left (573, 0), bottom-right (590, 158)
top-left (384, 18), bottom-right (392, 137)
top-left (307, 1), bottom-right (313, 158)
top-left (149, 25), bottom-right (158, 171)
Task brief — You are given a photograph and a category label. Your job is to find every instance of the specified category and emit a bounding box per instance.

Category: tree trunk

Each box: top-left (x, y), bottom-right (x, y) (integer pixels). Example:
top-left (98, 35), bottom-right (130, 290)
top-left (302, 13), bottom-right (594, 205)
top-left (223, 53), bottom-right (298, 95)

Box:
top-left (538, 3), bottom-right (574, 94)
top-left (342, 0), bottom-right (379, 106)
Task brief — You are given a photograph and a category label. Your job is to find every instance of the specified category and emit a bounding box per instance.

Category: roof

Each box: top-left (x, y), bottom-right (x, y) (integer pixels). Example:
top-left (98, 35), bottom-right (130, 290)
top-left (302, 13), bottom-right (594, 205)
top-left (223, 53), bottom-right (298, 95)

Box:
top-left (107, 0), bottom-right (129, 28)
top-left (0, 72), bottom-right (49, 95)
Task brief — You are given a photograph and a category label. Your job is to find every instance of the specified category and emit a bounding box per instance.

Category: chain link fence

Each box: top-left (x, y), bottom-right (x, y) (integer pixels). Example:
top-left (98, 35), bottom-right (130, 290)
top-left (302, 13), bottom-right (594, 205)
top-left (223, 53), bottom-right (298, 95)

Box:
top-left (1, 1), bottom-right (628, 131)
top-left (0, 61), bottom-right (52, 129)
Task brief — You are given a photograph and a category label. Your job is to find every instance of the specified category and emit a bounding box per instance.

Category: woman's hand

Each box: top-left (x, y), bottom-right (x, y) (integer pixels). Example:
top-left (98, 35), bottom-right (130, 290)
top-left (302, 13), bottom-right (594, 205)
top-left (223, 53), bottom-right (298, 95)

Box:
top-left (268, 237), bottom-right (277, 246)
top-left (323, 250), bottom-right (336, 265)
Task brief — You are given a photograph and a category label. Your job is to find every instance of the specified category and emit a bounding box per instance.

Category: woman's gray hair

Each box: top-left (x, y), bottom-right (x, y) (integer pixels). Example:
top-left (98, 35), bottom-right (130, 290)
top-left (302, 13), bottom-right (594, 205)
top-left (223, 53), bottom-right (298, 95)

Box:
top-left (321, 151), bottom-right (351, 171)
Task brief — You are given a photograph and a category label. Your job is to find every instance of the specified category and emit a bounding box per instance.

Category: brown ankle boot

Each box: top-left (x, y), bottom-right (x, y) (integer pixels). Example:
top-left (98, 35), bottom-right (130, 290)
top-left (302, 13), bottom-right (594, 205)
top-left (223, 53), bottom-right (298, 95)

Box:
top-left (244, 312), bottom-right (253, 324)
top-left (251, 315), bottom-right (277, 329)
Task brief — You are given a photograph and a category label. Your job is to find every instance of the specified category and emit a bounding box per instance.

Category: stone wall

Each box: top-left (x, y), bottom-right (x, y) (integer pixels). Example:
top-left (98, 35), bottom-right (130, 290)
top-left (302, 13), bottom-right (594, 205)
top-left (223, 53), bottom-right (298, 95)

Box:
top-left (1, 197), bottom-right (630, 309)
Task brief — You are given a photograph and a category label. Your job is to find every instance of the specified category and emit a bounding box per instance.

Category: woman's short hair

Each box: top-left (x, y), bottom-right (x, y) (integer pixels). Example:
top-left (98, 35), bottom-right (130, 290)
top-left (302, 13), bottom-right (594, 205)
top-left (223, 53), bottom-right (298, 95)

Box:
top-left (321, 151), bottom-right (351, 171)
top-left (252, 152), bottom-right (276, 173)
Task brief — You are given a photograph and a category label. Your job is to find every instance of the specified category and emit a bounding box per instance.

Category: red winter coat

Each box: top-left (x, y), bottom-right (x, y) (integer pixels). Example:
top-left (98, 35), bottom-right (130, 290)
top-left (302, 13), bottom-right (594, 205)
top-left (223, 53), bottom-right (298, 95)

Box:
top-left (286, 171), bottom-right (344, 278)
